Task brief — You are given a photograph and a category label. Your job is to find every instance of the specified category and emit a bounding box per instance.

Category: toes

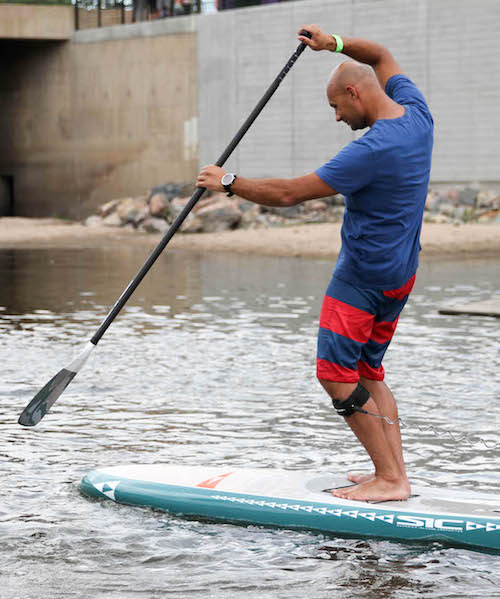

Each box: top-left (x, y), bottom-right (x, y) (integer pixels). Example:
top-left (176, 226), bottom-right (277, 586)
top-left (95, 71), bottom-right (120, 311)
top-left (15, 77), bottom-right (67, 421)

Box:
top-left (332, 486), bottom-right (357, 499)
top-left (347, 472), bottom-right (373, 484)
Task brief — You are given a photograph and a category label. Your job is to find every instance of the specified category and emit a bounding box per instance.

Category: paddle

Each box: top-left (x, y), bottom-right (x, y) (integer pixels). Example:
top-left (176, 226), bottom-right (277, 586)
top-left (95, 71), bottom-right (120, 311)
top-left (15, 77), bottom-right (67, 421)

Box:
top-left (18, 31), bottom-right (312, 427)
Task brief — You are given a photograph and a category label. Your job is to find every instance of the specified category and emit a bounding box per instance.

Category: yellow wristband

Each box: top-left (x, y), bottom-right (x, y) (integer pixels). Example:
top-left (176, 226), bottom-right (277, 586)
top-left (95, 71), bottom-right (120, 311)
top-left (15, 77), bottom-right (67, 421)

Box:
top-left (331, 34), bottom-right (344, 53)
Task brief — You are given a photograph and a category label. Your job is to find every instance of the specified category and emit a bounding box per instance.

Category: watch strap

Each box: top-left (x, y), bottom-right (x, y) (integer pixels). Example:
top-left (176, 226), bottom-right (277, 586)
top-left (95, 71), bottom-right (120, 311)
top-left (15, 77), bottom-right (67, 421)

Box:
top-left (223, 175), bottom-right (237, 197)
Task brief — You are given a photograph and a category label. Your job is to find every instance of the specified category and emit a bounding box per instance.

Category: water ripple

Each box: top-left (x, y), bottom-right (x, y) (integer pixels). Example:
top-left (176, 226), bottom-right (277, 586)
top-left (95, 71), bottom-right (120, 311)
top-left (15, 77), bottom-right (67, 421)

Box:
top-left (0, 249), bottom-right (498, 598)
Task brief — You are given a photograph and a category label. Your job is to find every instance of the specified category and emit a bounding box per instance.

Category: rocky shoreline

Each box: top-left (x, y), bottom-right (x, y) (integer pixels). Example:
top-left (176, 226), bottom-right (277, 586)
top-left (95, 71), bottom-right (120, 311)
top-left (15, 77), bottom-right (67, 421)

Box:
top-left (84, 183), bottom-right (500, 234)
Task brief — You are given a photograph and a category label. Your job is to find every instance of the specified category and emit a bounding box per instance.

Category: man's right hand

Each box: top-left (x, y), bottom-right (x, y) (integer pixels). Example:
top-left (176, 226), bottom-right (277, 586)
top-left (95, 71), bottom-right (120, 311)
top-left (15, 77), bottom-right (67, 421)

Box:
top-left (298, 25), bottom-right (337, 52)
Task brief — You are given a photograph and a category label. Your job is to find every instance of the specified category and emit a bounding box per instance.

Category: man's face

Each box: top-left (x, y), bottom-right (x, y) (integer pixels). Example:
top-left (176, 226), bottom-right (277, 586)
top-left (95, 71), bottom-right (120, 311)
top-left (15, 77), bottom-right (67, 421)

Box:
top-left (328, 87), bottom-right (368, 131)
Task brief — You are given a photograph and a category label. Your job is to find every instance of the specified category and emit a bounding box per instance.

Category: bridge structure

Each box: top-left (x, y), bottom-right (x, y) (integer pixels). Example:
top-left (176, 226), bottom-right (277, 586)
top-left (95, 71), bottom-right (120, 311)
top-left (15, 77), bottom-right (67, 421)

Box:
top-left (0, 4), bottom-right (73, 40)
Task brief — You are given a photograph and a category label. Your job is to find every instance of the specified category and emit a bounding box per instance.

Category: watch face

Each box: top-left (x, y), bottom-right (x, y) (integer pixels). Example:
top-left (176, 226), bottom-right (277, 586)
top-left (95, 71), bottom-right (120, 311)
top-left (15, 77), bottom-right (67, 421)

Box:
top-left (221, 173), bottom-right (235, 186)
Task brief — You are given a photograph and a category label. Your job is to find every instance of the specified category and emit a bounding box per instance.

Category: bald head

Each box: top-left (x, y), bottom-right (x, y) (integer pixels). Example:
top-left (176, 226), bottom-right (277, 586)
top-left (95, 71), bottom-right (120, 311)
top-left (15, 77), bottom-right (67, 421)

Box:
top-left (327, 61), bottom-right (379, 97)
top-left (326, 60), bottom-right (387, 130)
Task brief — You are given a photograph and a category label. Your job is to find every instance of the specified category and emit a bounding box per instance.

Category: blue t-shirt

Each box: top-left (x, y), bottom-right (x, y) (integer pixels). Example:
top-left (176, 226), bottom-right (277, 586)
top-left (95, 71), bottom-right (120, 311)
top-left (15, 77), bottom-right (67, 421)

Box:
top-left (315, 74), bottom-right (434, 290)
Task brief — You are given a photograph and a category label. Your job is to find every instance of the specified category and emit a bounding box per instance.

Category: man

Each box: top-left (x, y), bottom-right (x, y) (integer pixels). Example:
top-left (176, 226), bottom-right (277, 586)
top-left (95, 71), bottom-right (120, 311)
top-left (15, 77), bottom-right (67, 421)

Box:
top-left (196, 24), bottom-right (433, 502)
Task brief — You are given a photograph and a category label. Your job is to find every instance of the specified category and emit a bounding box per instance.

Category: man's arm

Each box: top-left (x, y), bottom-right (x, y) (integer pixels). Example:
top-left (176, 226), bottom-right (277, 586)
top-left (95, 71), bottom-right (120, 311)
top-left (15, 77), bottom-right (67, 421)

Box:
top-left (196, 166), bottom-right (337, 207)
top-left (298, 25), bottom-right (403, 90)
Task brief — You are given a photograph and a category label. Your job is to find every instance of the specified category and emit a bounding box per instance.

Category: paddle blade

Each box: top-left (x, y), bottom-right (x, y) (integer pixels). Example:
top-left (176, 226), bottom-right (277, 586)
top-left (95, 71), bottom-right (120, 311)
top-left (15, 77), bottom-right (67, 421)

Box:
top-left (18, 341), bottom-right (95, 427)
top-left (18, 368), bottom-right (77, 427)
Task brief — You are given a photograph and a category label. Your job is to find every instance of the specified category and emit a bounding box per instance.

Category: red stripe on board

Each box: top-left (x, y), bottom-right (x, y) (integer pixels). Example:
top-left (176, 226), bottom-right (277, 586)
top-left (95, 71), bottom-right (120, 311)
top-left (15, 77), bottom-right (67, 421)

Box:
top-left (317, 359), bottom-right (360, 383)
top-left (319, 296), bottom-right (374, 343)
top-left (382, 274), bottom-right (416, 300)
top-left (358, 361), bottom-right (385, 381)
top-left (197, 472), bottom-right (233, 489)
top-left (370, 317), bottom-right (399, 344)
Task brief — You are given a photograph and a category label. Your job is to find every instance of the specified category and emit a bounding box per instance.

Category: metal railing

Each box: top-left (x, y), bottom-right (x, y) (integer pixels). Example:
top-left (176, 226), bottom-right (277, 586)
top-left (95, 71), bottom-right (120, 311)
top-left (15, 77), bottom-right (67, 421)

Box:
top-left (0, 0), bottom-right (292, 31)
top-left (73, 0), bottom-right (204, 29)
top-left (74, 1), bottom-right (128, 30)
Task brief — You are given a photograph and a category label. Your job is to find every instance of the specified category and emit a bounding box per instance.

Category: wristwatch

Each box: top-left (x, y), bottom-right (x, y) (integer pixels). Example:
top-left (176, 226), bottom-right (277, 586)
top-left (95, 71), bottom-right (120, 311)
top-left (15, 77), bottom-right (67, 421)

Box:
top-left (221, 173), bottom-right (237, 197)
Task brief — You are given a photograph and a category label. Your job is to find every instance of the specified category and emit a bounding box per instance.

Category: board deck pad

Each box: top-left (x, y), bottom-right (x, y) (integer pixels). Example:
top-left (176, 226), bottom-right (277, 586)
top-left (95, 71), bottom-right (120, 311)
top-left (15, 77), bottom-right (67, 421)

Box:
top-left (81, 465), bottom-right (500, 552)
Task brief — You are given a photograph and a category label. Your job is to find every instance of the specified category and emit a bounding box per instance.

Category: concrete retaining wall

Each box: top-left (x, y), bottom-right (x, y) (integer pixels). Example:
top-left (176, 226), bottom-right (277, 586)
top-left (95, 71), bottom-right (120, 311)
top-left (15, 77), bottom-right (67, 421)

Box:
top-left (199, 0), bottom-right (500, 184)
top-left (0, 0), bottom-right (499, 218)
top-left (0, 18), bottom-right (198, 219)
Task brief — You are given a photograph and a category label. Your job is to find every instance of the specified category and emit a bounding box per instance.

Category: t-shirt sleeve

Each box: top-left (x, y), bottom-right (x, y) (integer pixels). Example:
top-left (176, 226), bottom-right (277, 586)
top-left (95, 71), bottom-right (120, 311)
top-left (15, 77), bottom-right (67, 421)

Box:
top-left (385, 74), bottom-right (429, 113)
top-left (314, 139), bottom-right (376, 196)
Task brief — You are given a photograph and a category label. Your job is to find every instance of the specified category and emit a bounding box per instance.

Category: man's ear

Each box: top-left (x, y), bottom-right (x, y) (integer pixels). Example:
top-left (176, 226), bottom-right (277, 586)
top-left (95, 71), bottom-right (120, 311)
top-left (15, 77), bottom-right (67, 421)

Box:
top-left (345, 84), bottom-right (357, 99)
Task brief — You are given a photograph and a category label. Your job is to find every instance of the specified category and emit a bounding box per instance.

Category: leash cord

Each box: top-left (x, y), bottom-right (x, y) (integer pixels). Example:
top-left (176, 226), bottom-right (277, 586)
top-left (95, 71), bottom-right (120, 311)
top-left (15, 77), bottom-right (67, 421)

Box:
top-left (356, 407), bottom-right (500, 450)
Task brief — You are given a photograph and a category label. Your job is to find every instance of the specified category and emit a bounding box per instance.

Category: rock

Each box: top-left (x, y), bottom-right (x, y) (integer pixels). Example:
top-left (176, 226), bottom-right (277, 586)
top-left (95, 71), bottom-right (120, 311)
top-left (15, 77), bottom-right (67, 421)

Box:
top-left (168, 196), bottom-right (190, 222)
top-left (115, 197), bottom-right (133, 219)
top-left (425, 191), bottom-right (440, 212)
top-left (454, 205), bottom-right (467, 221)
top-left (101, 211), bottom-right (123, 227)
top-left (428, 213), bottom-right (450, 224)
top-left (264, 204), bottom-right (302, 218)
top-left (329, 205), bottom-right (345, 221)
top-left (117, 197), bottom-right (148, 225)
top-left (238, 199), bottom-right (258, 213)
top-left (256, 213), bottom-right (273, 227)
top-left (323, 194), bottom-right (345, 207)
top-left (477, 209), bottom-right (500, 223)
top-left (240, 204), bottom-right (262, 229)
top-left (99, 199), bottom-right (121, 218)
top-left (196, 198), bottom-right (242, 232)
top-left (304, 199), bottom-right (328, 212)
top-left (195, 195), bottom-right (225, 212)
top-left (458, 188), bottom-right (477, 207)
top-left (446, 188), bottom-right (460, 206)
top-left (142, 216), bottom-right (170, 234)
top-left (148, 192), bottom-right (169, 217)
top-left (438, 202), bottom-right (456, 217)
top-left (85, 215), bottom-right (103, 227)
top-left (167, 195), bottom-right (216, 222)
top-left (181, 214), bottom-right (204, 233)
top-left (303, 212), bottom-right (328, 223)
top-left (476, 190), bottom-right (500, 210)
top-left (149, 183), bottom-right (193, 201)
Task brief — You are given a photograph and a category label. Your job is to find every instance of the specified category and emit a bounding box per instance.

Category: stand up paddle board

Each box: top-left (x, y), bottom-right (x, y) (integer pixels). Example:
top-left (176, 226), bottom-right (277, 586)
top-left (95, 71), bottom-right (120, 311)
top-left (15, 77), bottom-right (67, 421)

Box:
top-left (81, 465), bottom-right (500, 552)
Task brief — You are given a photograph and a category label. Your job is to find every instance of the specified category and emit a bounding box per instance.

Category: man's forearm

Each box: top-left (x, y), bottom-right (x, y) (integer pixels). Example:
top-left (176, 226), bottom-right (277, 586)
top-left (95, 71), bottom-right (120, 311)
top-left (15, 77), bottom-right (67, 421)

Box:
top-left (333, 37), bottom-right (388, 68)
top-left (298, 26), bottom-right (400, 88)
top-left (231, 177), bottom-right (298, 207)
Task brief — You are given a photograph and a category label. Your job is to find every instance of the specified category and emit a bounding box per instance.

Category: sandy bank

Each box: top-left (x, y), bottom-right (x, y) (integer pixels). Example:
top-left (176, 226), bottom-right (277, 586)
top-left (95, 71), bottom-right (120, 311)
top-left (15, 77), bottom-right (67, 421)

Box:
top-left (0, 217), bottom-right (499, 260)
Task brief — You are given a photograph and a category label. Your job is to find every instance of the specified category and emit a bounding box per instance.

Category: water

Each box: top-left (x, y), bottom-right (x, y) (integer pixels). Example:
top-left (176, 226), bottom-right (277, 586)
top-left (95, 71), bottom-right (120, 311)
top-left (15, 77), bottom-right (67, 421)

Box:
top-left (0, 247), bottom-right (499, 598)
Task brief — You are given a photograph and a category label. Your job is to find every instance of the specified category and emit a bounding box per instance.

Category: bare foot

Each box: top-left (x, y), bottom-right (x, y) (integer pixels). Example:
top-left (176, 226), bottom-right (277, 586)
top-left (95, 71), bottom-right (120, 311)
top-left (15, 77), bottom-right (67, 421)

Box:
top-left (332, 476), bottom-right (411, 502)
top-left (347, 471), bottom-right (375, 484)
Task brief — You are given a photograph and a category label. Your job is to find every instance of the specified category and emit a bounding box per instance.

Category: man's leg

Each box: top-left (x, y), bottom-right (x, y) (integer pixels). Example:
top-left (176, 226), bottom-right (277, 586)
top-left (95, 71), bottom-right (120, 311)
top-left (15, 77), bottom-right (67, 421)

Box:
top-left (316, 275), bottom-right (412, 500)
top-left (319, 379), bottom-right (411, 501)
top-left (348, 378), bottom-right (407, 484)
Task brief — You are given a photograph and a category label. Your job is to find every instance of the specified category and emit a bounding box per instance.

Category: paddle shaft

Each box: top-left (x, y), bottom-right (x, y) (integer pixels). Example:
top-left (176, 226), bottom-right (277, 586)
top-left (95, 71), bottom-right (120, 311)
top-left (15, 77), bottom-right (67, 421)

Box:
top-left (90, 33), bottom-right (311, 346)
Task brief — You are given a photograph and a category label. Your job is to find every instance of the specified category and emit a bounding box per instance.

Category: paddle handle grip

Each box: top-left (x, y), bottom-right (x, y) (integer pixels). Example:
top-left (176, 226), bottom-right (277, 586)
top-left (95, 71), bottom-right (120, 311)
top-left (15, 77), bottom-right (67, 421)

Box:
top-left (90, 32), bottom-right (311, 346)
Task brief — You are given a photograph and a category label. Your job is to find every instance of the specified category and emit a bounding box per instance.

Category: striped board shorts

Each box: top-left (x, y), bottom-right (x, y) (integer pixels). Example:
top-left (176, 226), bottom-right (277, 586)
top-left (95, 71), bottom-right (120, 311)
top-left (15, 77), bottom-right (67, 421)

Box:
top-left (317, 274), bottom-right (416, 383)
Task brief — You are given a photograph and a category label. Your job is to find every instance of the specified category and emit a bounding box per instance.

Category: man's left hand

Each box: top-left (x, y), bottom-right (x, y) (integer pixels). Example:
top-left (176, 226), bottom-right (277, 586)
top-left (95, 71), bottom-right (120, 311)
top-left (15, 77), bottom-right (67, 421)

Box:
top-left (196, 165), bottom-right (226, 192)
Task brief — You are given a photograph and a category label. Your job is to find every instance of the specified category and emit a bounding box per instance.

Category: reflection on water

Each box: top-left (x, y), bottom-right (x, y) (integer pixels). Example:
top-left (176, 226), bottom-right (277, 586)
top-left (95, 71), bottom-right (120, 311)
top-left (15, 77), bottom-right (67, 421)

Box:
top-left (0, 248), bottom-right (499, 598)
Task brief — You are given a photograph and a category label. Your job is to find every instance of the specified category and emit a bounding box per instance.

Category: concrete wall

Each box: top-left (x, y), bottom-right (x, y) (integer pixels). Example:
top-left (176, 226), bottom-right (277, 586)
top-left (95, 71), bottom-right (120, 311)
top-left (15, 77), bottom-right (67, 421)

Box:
top-left (0, 5), bottom-right (73, 40)
top-left (0, 18), bottom-right (198, 219)
top-left (199, 0), bottom-right (500, 185)
top-left (1, 0), bottom-right (499, 219)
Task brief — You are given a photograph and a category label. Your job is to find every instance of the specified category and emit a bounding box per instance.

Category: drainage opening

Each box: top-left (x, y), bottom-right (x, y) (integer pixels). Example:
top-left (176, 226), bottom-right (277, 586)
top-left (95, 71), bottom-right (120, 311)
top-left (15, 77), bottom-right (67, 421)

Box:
top-left (0, 175), bottom-right (14, 216)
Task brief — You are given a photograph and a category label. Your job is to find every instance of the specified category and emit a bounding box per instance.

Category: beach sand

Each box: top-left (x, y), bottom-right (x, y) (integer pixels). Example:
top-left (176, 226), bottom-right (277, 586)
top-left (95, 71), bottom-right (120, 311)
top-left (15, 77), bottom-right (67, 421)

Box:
top-left (0, 217), bottom-right (499, 260)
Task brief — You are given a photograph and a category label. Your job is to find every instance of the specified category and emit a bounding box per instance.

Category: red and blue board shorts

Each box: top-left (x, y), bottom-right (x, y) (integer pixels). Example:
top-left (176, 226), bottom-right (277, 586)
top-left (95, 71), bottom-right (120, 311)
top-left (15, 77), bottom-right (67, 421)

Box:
top-left (317, 274), bottom-right (416, 383)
